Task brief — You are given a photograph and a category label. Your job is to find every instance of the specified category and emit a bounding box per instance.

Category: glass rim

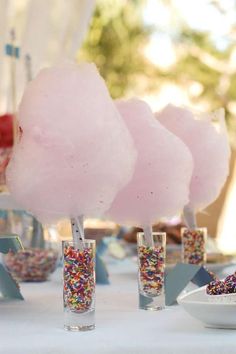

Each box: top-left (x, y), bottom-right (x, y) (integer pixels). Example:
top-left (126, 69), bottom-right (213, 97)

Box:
top-left (137, 232), bottom-right (166, 236)
top-left (136, 231), bottom-right (167, 243)
top-left (181, 227), bottom-right (207, 232)
top-left (62, 239), bottom-right (96, 245)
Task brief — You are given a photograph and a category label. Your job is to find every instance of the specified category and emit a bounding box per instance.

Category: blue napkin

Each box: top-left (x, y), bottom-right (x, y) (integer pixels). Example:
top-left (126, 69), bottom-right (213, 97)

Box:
top-left (0, 234), bottom-right (23, 254)
top-left (95, 237), bottom-right (110, 285)
top-left (0, 234), bottom-right (24, 300)
top-left (165, 263), bottom-right (215, 306)
top-left (96, 253), bottom-right (109, 285)
top-left (0, 264), bottom-right (23, 300)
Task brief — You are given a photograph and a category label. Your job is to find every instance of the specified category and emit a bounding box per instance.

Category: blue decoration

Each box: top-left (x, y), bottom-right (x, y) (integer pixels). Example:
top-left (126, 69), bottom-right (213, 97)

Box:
top-left (5, 44), bottom-right (20, 58)
top-left (165, 263), bottom-right (215, 306)
top-left (0, 235), bottom-right (23, 254)
top-left (0, 264), bottom-right (23, 300)
top-left (96, 238), bottom-right (108, 256)
top-left (0, 234), bottom-right (24, 300)
top-left (96, 253), bottom-right (109, 285)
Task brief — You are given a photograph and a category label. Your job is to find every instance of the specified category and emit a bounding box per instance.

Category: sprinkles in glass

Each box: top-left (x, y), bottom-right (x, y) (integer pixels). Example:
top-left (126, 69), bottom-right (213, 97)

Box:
top-left (63, 240), bottom-right (95, 331)
top-left (137, 232), bottom-right (166, 310)
top-left (181, 227), bottom-right (207, 265)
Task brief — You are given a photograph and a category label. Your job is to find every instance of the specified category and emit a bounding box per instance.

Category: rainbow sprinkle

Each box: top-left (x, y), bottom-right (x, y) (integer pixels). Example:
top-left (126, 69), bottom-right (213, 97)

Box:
top-left (5, 248), bottom-right (58, 282)
top-left (63, 245), bottom-right (95, 313)
top-left (138, 245), bottom-right (165, 297)
top-left (206, 280), bottom-right (226, 295)
top-left (206, 272), bottom-right (236, 296)
top-left (182, 229), bottom-right (206, 265)
top-left (225, 274), bottom-right (236, 293)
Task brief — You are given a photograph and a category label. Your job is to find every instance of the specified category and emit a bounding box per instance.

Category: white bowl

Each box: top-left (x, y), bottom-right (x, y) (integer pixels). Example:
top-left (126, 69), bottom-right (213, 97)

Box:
top-left (207, 292), bottom-right (236, 303)
top-left (178, 286), bottom-right (236, 329)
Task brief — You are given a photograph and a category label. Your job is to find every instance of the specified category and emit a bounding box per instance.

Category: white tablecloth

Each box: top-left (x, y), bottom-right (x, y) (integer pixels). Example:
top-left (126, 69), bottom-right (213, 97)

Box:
top-left (0, 260), bottom-right (236, 354)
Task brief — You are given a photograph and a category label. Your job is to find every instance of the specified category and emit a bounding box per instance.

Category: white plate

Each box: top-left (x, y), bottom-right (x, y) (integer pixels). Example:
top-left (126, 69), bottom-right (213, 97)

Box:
top-left (178, 286), bottom-right (236, 329)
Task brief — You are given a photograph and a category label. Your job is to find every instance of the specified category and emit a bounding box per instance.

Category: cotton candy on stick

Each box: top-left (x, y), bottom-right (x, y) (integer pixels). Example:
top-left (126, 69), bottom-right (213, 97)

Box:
top-left (107, 99), bottom-right (193, 246)
top-left (6, 62), bottom-right (137, 249)
top-left (156, 105), bottom-right (231, 229)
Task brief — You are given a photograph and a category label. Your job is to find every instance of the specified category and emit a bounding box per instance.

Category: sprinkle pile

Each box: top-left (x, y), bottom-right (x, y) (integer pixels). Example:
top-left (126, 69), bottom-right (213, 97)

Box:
top-left (206, 272), bottom-right (236, 295)
top-left (206, 280), bottom-right (226, 295)
top-left (225, 274), bottom-right (236, 293)
top-left (5, 248), bottom-right (58, 281)
top-left (63, 245), bottom-right (95, 313)
top-left (138, 246), bottom-right (165, 297)
top-left (182, 229), bottom-right (206, 265)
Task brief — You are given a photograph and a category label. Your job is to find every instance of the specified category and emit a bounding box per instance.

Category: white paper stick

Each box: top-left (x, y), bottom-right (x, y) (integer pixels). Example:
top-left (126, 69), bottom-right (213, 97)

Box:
top-left (143, 225), bottom-right (154, 247)
top-left (183, 205), bottom-right (197, 229)
top-left (9, 29), bottom-right (17, 144)
top-left (71, 215), bottom-right (84, 250)
top-left (0, 0), bottom-right (9, 113)
top-left (75, 215), bottom-right (85, 243)
top-left (24, 54), bottom-right (32, 82)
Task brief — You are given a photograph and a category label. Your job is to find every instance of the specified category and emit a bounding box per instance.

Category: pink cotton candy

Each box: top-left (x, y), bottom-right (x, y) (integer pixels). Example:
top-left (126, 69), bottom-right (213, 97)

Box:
top-left (6, 62), bottom-right (137, 223)
top-left (156, 104), bottom-right (230, 211)
top-left (106, 98), bottom-right (193, 227)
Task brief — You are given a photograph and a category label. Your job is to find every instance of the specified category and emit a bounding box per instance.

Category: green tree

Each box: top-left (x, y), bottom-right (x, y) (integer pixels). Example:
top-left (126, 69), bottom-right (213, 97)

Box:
top-left (80, 0), bottom-right (236, 138)
top-left (79, 0), bottom-right (153, 98)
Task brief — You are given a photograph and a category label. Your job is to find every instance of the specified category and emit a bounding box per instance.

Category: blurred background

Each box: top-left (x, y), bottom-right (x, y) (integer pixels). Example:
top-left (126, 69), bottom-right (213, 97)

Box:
top-left (0, 0), bottom-right (236, 255)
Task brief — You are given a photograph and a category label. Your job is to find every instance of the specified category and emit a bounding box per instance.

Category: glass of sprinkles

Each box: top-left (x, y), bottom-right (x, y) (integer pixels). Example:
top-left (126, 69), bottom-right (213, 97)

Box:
top-left (137, 232), bottom-right (166, 311)
top-left (63, 239), bottom-right (96, 331)
top-left (181, 227), bottom-right (207, 265)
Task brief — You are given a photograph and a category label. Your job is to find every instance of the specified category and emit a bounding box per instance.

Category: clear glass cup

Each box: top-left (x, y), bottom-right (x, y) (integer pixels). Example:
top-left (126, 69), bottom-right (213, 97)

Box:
top-left (63, 239), bottom-right (96, 331)
top-left (4, 247), bottom-right (58, 282)
top-left (3, 219), bottom-right (60, 282)
top-left (137, 232), bottom-right (166, 310)
top-left (181, 227), bottom-right (207, 265)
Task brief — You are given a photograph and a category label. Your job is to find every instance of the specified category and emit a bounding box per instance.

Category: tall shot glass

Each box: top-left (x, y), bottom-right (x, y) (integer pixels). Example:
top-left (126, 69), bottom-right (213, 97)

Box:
top-left (181, 227), bottom-right (207, 265)
top-left (63, 239), bottom-right (96, 331)
top-left (137, 232), bottom-right (166, 310)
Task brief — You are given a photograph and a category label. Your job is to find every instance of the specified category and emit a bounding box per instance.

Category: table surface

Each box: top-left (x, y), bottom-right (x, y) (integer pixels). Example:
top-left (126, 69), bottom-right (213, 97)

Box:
top-left (1, 259), bottom-right (236, 354)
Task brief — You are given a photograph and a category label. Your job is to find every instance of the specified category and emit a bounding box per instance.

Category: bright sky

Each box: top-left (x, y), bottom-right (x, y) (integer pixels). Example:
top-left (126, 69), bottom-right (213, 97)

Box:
top-left (144, 0), bottom-right (236, 35)
top-left (142, 0), bottom-right (236, 106)
top-left (143, 0), bottom-right (236, 56)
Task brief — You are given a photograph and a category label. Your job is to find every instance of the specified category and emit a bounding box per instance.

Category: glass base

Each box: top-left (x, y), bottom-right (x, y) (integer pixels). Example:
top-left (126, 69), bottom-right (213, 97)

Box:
top-left (64, 308), bottom-right (95, 331)
top-left (139, 292), bottom-right (165, 311)
top-left (64, 324), bottom-right (95, 332)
